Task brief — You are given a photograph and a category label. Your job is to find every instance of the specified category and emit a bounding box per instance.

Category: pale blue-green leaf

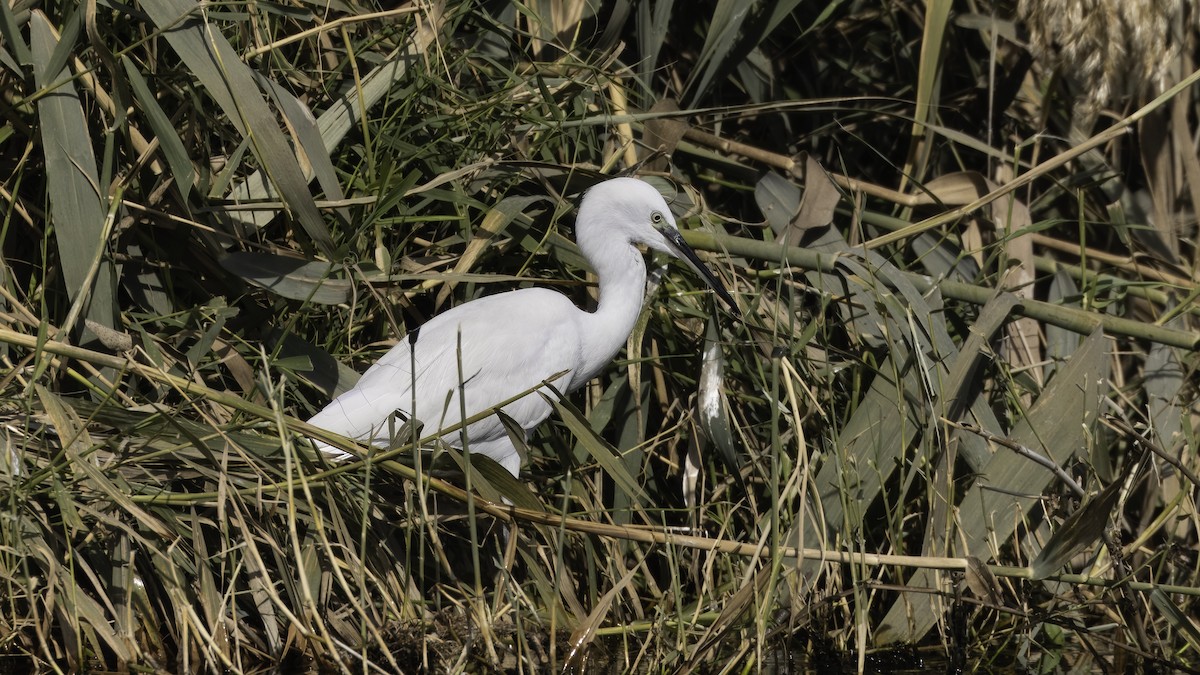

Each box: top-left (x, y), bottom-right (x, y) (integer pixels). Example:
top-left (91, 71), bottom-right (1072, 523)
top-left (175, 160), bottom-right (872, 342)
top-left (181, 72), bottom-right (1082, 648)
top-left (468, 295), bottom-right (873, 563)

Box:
top-left (593, 0), bottom-right (632, 53)
top-left (126, 244), bottom-right (174, 316)
top-left (182, 302), bottom-right (236, 368)
top-left (934, 292), bottom-right (1018, 472)
top-left (584, 374), bottom-right (626, 437)
top-left (635, 0), bottom-right (674, 93)
top-left (1044, 265), bottom-right (1081, 381)
top-left (687, 0), bottom-right (808, 104)
top-left (909, 293), bottom-right (1017, 586)
top-left (268, 330), bottom-right (361, 398)
top-left (551, 395), bottom-right (643, 503)
top-left (754, 171), bottom-right (800, 234)
top-left (734, 49), bottom-right (771, 104)
top-left (790, 351), bottom-right (920, 576)
top-left (220, 252), bottom-right (350, 305)
top-left (42, 6), bottom-right (81, 88)
top-left (121, 56), bottom-right (196, 201)
top-left (31, 12), bottom-right (117, 338)
top-left (778, 247), bottom-right (1004, 594)
top-left (0, 48), bottom-right (16, 77)
top-left (761, 0), bottom-right (807, 37)
top-left (139, 0), bottom-right (334, 256)
top-left (272, 355), bottom-right (313, 372)
top-left (0, 0), bottom-right (30, 69)
top-left (845, 250), bottom-right (1004, 469)
top-left (469, 417), bottom-right (544, 511)
top-left (877, 329), bottom-right (1108, 644)
top-left (437, 445), bottom-right (505, 507)
top-left (793, 199), bottom-right (889, 345)
top-left (611, 378), bottom-right (650, 525)
top-left (1144, 323), bottom-right (1184, 449)
top-left (1030, 476), bottom-right (1125, 580)
top-left (797, 0), bottom-right (846, 35)
top-left (910, 232), bottom-right (981, 282)
top-left (238, 532), bottom-right (282, 651)
top-left (1150, 589), bottom-right (1200, 651)
top-left (251, 71), bottom-right (345, 215)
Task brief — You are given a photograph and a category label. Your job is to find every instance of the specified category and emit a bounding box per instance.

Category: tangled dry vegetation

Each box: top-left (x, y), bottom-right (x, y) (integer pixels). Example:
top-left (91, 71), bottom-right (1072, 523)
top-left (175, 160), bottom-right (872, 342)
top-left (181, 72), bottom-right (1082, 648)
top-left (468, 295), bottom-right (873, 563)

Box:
top-left (1, 0), bottom-right (1198, 672)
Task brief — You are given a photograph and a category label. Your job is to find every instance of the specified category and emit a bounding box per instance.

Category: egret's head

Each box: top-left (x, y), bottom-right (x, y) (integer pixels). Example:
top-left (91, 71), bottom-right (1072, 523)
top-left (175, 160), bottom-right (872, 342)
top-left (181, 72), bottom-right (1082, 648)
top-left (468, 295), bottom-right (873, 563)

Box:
top-left (577, 177), bottom-right (740, 317)
top-left (577, 177), bottom-right (677, 246)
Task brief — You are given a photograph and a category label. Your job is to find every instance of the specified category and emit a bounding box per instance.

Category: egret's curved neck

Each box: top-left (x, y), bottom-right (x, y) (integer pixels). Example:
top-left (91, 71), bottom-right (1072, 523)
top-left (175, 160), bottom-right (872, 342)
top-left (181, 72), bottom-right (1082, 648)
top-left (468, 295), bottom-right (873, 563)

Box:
top-left (576, 231), bottom-right (647, 382)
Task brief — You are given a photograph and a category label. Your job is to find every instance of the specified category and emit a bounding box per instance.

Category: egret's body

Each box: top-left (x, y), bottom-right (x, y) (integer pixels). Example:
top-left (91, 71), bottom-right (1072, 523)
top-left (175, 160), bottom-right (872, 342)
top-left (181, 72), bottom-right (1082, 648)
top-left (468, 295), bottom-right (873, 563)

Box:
top-left (308, 177), bottom-right (736, 477)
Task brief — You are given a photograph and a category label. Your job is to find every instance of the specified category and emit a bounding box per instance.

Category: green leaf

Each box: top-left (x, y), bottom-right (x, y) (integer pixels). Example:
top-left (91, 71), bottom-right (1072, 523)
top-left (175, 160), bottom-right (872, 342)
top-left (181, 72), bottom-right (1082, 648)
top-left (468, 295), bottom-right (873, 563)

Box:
top-left (121, 55), bottom-right (196, 201)
top-left (220, 252), bottom-right (351, 305)
top-left (1145, 330), bottom-right (1185, 449)
top-left (635, 0), bottom-right (674, 93)
top-left (685, 0), bottom-right (755, 105)
top-left (138, 0), bottom-right (334, 256)
top-left (31, 11), bottom-right (117, 339)
top-left (471, 450), bottom-right (544, 512)
top-left (549, 394), bottom-right (643, 503)
top-left (1150, 589), bottom-right (1200, 652)
top-left (268, 329), bottom-right (361, 397)
top-left (41, 6), bottom-right (82, 89)
top-left (877, 329), bottom-right (1109, 644)
top-left (251, 71), bottom-right (346, 213)
top-left (754, 171), bottom-right (800, 233)
top-left (1045, 264), bottom-right (1082, 379)
top-left (1030, 476), bottom-right (1125, 580)
top-left (0, 0), bottom-right (31, 67)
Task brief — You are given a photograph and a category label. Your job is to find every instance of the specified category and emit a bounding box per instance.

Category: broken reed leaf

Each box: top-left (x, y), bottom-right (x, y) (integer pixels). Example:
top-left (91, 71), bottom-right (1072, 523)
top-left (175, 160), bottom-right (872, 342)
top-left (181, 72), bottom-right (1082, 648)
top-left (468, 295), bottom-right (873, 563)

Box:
top-left (1029, 476), bottom-right (1125, 580)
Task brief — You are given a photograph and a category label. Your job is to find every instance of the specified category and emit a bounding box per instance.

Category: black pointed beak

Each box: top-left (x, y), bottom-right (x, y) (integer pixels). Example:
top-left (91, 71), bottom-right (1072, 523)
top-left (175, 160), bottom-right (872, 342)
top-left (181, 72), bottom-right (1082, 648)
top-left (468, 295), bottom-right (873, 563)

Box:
top-left (658, 227), bottom-right (741, 319)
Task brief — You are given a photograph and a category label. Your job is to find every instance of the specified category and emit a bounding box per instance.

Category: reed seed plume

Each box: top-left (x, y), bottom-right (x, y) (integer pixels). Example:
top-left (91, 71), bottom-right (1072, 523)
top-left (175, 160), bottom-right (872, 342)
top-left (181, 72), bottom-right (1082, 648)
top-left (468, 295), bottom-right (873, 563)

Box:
top-left (1019, 0), bottom-right (1180, 114)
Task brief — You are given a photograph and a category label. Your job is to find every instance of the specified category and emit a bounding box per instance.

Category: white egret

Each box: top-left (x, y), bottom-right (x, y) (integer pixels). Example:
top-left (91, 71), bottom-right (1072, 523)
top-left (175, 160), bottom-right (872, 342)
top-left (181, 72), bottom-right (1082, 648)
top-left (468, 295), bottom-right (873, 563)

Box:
top-left (308, 177), bottom-right (738, 478)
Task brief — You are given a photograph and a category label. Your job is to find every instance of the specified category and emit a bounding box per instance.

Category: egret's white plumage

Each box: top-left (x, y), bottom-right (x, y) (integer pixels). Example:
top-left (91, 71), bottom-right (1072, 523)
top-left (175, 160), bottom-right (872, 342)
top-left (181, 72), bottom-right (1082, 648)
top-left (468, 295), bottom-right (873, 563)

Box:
top-left (308, 177), bottom-right (737, 478)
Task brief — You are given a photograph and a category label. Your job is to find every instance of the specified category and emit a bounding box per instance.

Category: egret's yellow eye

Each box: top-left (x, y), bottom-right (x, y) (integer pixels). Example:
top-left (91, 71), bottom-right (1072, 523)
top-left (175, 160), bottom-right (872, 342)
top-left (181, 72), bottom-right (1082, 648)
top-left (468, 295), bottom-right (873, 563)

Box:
top-left (651, 211), bottom-right (664, 224)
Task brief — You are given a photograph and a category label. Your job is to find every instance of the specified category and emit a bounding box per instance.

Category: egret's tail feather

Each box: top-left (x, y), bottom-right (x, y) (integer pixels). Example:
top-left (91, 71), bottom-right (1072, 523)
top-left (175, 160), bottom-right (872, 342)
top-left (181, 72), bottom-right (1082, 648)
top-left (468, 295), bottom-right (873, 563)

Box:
top-left (313, 440), bottom-right (355, 462)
